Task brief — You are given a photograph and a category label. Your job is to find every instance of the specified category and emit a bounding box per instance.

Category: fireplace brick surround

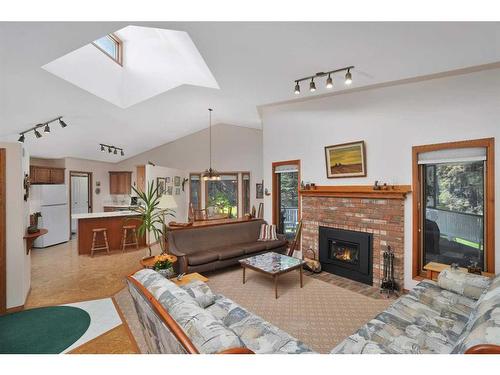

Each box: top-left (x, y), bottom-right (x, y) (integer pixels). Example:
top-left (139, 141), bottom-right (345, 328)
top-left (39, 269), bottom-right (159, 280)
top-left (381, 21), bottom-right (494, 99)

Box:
top-left (301, 195), bottom-right (405, 289)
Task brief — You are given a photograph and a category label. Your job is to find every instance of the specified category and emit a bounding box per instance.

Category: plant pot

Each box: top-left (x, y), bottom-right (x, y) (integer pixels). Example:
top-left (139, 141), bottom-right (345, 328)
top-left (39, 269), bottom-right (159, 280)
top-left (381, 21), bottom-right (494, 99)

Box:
top-left (157, 268), bottom-right (175, 278)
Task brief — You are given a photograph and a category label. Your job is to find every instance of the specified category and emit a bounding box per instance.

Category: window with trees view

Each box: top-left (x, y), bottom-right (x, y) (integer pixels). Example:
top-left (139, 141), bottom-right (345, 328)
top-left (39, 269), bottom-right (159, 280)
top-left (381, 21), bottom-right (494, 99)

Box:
top-left (206, 174), bottom-right (238, 218)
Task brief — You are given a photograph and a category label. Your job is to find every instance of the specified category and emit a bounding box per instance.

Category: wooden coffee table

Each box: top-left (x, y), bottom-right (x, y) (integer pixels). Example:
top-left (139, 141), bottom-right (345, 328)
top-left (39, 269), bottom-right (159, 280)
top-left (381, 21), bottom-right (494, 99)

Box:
top-left (239, 252), bottom-right (306, 299)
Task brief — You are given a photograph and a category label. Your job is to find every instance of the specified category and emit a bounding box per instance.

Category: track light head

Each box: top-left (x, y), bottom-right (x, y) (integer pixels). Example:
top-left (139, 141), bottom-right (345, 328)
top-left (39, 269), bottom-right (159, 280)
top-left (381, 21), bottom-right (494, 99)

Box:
top-left (294, 82), bottom-right (300, 95)
top-left (59, 118), bottom-right (68, 128)
top-left (34, 129), bottom-right (42, 139)
top-left (44, 124), bottom-right (50, 133)
top-left (345, 69), bottom-right (352, 85)
top-left (18, 134), bottom-right (25, 143)
top-left (113, 148), bottom-right (117, 155)
top-left (326, 74), bottom-right (333, 89)
top-left (121, 149), bottom-right (124, 156)
top-left (309, 78), bottom-right (316, 92)
top-left (101, 144), bottom-right (105, 152)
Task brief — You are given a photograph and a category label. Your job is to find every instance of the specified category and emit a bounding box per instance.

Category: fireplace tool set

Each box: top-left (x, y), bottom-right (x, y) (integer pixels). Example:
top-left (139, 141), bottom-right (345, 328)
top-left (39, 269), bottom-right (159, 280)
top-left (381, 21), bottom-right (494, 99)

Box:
top-left (380, 245), bottom-right (397, 297)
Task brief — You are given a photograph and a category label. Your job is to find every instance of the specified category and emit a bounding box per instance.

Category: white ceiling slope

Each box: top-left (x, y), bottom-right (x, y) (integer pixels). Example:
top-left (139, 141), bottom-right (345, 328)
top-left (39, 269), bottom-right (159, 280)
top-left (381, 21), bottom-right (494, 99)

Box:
top-left (42, 26), bottom-right (219, 108)
top-left (1, 22), bottom-right (500, 161)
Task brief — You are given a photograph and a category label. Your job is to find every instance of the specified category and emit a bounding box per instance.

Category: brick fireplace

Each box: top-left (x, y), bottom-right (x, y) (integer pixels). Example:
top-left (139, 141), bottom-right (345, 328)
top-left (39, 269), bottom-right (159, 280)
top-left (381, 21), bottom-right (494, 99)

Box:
top-left (301, 186), bottom-right (408, 289)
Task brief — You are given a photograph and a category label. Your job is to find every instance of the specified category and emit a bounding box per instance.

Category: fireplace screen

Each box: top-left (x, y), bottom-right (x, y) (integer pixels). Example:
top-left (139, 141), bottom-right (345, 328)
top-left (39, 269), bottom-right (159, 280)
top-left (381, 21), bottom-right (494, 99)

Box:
top-left (329, 240), bottom-right (360, 265)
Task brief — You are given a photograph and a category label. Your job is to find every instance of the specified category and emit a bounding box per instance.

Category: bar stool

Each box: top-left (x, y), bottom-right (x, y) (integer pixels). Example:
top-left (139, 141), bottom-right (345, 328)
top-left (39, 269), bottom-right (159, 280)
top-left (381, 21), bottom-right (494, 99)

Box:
top-left (122, 225), bottom-right (139, 252)
top-left (90, 228), bottom-right (110, 257)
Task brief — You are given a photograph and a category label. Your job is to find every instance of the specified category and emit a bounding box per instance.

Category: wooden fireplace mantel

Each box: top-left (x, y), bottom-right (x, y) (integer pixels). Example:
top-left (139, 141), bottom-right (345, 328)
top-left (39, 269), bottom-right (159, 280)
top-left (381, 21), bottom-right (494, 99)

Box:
top-left (299, 185), bottom-right (411, 200)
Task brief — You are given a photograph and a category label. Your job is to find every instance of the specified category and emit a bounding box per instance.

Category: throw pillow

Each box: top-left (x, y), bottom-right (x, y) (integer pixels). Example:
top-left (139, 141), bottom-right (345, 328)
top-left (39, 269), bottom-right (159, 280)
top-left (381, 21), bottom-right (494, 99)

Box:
top-left (437, 268), bottom-right (491, 300)
top-left (180, 280), bottom-right (216, 308)
top-left (257, 224), bottom-right (278, 241)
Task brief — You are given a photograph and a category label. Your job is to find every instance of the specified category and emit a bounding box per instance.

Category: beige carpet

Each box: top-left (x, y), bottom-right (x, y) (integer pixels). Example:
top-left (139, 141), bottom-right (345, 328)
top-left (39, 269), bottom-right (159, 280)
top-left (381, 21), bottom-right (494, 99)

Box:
top-left (115, 267), bottom-right (392, 354)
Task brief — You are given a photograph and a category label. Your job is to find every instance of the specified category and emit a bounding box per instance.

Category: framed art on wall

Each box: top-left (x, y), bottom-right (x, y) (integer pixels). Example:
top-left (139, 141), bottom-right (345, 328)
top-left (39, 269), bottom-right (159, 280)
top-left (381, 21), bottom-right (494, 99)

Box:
top-left (256, 182), bottom-right (263, 199)
top-left (156, 177), bottom-right (166, 196)
top-left (167, 186), bottom-right (173, 195)
top-left (174, 176), bottom-right (181, 186)
top-left (324, 140), bottom-right (366, 178)
top-left (165, 176), bottom-right (171, 184)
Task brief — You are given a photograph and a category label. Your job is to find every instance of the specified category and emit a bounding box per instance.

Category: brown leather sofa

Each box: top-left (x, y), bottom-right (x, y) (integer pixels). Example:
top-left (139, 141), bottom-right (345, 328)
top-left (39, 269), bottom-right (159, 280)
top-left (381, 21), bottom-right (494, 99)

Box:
top-left (168, 219), bottom-right (288, 274)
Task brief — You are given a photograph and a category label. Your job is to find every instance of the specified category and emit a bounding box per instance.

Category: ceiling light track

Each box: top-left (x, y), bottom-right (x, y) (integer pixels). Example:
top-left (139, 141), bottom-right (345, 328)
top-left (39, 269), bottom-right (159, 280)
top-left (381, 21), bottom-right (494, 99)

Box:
top-left (294, 65), bottom-right (354, 95)
top-left (100, 143), bottom-right (125, 156)
top-left (18, 116), bottom-right (68, 143)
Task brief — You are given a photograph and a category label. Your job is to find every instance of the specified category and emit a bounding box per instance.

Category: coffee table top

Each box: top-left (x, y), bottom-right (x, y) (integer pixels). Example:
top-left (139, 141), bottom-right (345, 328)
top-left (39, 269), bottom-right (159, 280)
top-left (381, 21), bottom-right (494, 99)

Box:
top-left (239, 252), bottom-right (305, 275)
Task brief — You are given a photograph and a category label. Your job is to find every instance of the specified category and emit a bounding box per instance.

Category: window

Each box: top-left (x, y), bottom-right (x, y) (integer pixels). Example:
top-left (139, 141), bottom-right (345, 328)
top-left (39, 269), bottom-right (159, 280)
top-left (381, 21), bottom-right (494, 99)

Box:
top-left (242, 173), bottom-right (250, 215)
top-left (189, 173), bottom-right (201, 210)
top-left (412, 139), bottom-right (495, 278)
top-left (272, 161), bottom-right (300, 240)
top-left (92, 34), bottom-right (122, 65)
top-left (205, 174), bottom-right (238, 218)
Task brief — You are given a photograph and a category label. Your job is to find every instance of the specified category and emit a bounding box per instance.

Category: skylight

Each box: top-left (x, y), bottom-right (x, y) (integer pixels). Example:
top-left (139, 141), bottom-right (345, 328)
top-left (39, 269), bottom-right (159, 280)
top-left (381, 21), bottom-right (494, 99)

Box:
top-left (92, 34), bottom-right (122, 65)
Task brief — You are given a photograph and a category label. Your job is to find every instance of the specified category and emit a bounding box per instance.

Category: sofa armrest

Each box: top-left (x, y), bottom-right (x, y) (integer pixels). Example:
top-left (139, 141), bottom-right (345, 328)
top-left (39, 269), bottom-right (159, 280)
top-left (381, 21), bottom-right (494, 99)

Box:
top-left (217, 347), bottom-right (255, 354)
top-left (438, 268), bottom-right (491, 300)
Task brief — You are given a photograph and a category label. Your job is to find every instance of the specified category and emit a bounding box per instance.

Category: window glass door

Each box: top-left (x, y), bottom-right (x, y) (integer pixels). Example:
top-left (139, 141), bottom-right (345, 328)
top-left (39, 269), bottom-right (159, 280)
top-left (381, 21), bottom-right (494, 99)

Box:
top-left (206, 174), bottom-right (238, 218)
top-left (422, 161), bottom-right (485, 270)
top-left (273, 162), bottom-right (300, 240)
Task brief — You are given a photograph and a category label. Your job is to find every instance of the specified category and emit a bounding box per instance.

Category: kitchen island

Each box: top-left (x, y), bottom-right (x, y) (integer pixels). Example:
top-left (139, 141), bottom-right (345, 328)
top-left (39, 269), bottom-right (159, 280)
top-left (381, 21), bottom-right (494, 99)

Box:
top-left (72, 211), bottom-right (146, 255)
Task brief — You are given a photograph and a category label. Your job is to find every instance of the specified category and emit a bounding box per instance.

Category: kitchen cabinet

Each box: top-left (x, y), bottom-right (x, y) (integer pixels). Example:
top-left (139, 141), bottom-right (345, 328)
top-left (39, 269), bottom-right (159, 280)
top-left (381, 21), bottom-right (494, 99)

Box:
top-left (136, 165), bottom-right (145, 192)
top-left (109, 171), bottom-right (132, 195)
top-left (30, 166), bottom-right (65, 184)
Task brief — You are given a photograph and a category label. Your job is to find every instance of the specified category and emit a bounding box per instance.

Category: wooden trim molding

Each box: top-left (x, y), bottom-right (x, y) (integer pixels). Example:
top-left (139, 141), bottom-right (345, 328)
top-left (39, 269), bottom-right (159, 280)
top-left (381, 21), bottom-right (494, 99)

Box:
top-left (412, 138), bottom-right (495, 279)
top-left (300, 185), bottom-right (411, 200)
top-left (465, 344), bottom-right (500, 354)
top-left (272, 160), bottom-right (301, 226)
top-left (0, 149), bottom-right (6, 315)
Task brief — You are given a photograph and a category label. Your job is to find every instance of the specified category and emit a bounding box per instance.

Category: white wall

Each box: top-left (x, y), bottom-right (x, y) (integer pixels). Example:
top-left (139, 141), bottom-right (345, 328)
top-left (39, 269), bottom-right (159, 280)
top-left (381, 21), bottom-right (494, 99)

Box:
top-left (1, 142), bottom-right (30, 308)
top-left (116, 123), bottom-right (264, 214)
top-left (145, 165), bottom-right (189, 222)
top-left (261, 67), bottom-right (500, 289)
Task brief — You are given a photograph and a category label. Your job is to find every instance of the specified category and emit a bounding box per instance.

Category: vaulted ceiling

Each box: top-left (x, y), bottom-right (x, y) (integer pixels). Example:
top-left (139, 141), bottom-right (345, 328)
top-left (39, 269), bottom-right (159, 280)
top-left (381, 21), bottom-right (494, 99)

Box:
top-left (1, 22), bottom-right (500, 161)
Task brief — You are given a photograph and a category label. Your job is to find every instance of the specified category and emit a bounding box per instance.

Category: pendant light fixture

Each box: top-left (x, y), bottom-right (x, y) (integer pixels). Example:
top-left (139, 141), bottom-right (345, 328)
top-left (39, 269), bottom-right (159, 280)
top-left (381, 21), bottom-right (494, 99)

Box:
top-left (201, 108), bottom-right (221, 181)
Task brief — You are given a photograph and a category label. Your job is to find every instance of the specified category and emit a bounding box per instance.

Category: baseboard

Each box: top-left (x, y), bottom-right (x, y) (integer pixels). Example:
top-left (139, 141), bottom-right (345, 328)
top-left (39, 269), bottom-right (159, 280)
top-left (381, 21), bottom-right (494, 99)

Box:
top-left (5, 304), bottom-right (24, 314)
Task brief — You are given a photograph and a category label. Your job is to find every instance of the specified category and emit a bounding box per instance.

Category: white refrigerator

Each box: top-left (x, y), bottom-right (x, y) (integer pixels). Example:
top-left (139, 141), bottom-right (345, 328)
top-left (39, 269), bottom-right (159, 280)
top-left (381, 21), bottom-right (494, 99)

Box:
top-left (32, 185), bottom-right (70, 248)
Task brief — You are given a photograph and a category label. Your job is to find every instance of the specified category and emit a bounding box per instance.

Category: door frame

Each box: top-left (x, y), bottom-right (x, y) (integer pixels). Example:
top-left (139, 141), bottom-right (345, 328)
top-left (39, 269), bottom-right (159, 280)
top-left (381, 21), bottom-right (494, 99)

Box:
top-left (412, 138), bottom-right (495, 279)
top-left (0, 149), bottom-right (6, 315)
top-left (272, 160), bottom-right (301, 228)
top-left (69, 171), bottom-right (93, 236)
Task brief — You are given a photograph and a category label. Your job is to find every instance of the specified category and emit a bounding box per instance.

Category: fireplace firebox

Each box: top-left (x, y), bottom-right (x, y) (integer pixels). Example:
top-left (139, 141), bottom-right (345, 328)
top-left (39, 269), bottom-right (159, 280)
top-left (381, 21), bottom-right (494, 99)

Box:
top-left (319, 226), bottom-right (373, 285)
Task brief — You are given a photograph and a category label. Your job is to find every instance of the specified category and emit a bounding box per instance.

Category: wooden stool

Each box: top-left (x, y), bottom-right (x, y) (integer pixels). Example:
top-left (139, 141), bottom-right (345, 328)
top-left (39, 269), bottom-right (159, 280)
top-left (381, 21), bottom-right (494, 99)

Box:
top-left (122, 225), bottom-right (139, 252)
top-left (91, 228), bottom-right (110, 257)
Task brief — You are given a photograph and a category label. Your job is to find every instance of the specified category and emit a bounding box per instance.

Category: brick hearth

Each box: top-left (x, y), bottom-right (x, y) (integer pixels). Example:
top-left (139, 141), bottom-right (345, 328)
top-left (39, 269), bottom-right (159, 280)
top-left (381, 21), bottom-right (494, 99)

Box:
top-left (301, 196), bottom-right (405, 289)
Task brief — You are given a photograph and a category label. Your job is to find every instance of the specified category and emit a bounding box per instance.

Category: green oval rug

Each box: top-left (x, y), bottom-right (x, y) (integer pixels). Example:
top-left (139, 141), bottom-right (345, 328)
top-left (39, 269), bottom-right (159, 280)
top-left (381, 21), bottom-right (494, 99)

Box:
top-left (0, 306), bottom-right (91, 354)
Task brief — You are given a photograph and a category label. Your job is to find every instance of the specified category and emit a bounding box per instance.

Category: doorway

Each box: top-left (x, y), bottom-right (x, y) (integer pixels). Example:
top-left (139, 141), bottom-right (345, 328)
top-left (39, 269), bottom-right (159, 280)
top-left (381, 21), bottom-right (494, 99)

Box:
top-left (69, 171), bottom-right (92, 235)
top-left (272, 160), bottom-right (300, 240)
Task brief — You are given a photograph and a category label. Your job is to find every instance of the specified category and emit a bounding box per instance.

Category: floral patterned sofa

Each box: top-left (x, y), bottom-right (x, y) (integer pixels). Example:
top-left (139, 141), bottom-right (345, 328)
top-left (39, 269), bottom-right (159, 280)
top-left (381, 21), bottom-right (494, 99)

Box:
top-left (332, 269), bottom-right (500, 354)
top-left (127, 269), bottom-right (314, 354)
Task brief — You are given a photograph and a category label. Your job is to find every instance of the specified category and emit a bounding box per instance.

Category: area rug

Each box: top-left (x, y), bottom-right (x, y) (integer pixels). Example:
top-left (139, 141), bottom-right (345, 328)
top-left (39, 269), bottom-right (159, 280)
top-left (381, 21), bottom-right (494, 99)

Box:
top-left (116, 267), bottom-right (393, 354)
top-left (0, 306), bottom-right (90, 354)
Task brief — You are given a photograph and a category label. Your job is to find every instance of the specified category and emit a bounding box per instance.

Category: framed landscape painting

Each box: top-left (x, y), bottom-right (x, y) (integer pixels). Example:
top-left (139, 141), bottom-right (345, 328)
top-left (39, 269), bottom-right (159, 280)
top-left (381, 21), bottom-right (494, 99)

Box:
top-left (324, 141), bottom-right (366, 178)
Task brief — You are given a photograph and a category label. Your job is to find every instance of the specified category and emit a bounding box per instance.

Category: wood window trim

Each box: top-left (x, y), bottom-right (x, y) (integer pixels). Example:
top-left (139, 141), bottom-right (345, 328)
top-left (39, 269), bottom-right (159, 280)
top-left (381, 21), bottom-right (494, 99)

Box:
top-left (92, 33), bottom-right (123, 66)
top-left (69, 171), bottom-right (93, 238)
top-left (189, 173), bottom-right (202, 210)
top-left (204, 173), bottom-right (240, 217)
top-left (0, 149), bottom-right (6, 315)
top-left (242, 172), bottom-right (251, 215)
top-left (412, 138), bottom-right (495, 279)
top-left (272, 160), bottom-right (301, 226)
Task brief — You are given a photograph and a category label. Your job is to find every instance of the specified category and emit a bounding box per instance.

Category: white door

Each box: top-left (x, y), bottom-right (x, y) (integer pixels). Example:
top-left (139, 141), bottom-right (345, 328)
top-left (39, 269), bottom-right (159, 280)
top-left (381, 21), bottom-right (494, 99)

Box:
top-left (71, 175), bottom-right (89, 233)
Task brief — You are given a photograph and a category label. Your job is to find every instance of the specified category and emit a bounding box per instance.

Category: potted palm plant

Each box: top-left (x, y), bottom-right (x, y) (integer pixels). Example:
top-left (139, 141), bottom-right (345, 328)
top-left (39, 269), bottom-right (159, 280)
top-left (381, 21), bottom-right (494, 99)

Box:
top-left (130, 182), bottom-right (175, 258)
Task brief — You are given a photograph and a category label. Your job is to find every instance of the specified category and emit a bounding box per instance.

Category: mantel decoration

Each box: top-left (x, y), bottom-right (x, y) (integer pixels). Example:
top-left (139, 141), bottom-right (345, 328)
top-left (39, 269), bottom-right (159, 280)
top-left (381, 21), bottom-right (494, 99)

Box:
top-left (325, 140), bottom-right (366, 178)
top-left (201, 108), bottom-right (221, 181)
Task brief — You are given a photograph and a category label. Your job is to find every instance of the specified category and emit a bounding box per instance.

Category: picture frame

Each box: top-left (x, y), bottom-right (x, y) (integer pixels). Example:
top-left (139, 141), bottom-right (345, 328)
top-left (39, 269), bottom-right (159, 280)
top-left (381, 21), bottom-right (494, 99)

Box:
top-left (174, 176), bottom-right (181, 186)
top-left (165, 176), bottom-right (171, 184)
top-left (324, 140), bottom-right (366, 178)
top-left (156, 177), bottom-right (166, 196)
top-left (167, 186), bottom-right (173, 195)
top-left (256, 182), bottom-right (263, 199)
top-left (175, 187), bottom-right (181, 195)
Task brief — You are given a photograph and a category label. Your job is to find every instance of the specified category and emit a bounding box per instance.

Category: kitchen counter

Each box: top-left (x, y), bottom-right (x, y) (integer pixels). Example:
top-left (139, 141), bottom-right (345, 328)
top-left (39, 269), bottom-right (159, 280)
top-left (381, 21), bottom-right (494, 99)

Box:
top-left (74, 211), bottom-right (145, 255)
top-left (72, 211), bottom-right (138, 220)
top-left (103, 204), bottom-right (138, 208)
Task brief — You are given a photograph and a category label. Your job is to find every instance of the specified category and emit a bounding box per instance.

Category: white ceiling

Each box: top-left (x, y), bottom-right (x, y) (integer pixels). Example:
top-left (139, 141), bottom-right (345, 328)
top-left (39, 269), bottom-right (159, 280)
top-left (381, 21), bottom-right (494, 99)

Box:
top-left (1, 22), bottom-right (500, 161)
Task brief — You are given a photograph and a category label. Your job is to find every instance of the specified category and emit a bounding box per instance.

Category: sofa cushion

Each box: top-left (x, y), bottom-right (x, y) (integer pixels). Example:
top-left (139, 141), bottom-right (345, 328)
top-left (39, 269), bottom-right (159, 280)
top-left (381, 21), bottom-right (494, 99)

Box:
top-left (451, 274), bottom-right (500, 353)
top-left (240, 242), bottom-right (267, 255)
top-left (187, 251), bottom-right (219, 266)
top-left (264, 239), bottom-right (288, 250)
top-left (438, 269), bottom-right (491, 301)
top-left (207, 295), bottom-right (314, 354)
top-left (216, 245), bottom-right (246, 260)
top-left (180, 280), bottom-right (216, 308)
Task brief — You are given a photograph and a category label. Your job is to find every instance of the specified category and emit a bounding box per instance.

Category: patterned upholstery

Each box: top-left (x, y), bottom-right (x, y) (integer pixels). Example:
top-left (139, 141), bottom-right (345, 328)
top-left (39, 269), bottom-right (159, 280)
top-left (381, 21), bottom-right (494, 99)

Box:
top-left (180, 280), bottom-right (216, 308)
top-left (331, 278), bottom-right (491, 354)
top-left (438, 269), bottom-right (491, 300)
top-left (129, 269), bottom-right (314, 354)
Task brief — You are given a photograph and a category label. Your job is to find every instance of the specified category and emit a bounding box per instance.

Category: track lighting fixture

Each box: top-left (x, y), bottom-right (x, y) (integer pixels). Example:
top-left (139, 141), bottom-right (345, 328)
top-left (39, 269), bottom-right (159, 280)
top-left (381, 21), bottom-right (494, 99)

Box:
top-left (16, 116), bottom-right (69, 143)
top-left (345, 69), bottom-right (352, 85)
top-left (326, 74), bottom-right (333, 89)
top-left (293, 65), bottom-right (354, 95)
top-left (309, 78), bottom-right (316, 92)
top-left (294, 82), bottom-right (300, 95)
top-left (100, 143), bottom-right (124, 157)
